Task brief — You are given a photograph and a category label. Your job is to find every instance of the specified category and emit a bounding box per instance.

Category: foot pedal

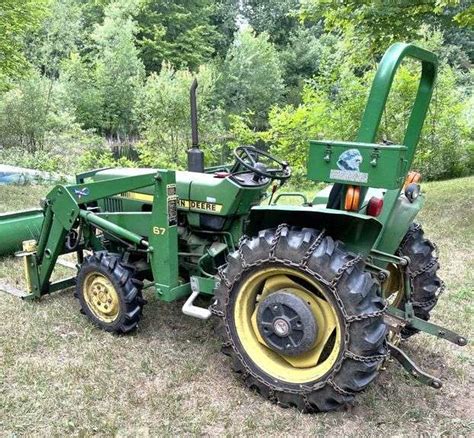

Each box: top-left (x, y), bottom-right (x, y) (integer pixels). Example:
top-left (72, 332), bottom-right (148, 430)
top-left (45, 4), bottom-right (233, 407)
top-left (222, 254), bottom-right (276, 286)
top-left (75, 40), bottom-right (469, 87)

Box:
top-left (388, 342), bottom-right (442, 389)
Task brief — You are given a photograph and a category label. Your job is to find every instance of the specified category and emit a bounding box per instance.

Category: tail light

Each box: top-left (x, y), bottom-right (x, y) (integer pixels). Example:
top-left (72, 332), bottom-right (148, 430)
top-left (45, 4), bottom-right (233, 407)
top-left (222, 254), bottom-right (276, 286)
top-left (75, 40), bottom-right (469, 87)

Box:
top-left (367, 196), bottom-right (383, 217)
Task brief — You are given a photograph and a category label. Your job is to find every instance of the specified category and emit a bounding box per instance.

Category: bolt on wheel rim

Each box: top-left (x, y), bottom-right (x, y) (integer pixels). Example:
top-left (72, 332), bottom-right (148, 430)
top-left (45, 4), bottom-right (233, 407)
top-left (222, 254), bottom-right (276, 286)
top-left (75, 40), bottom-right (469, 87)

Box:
top-left (382, 263), bottom-right (405, 308)
top-left (382, 263), bottom-right (405, 344)
top-left (233, 267), bottom-right (343, 384)
top-left (83, 272), bottom-right (120, 323)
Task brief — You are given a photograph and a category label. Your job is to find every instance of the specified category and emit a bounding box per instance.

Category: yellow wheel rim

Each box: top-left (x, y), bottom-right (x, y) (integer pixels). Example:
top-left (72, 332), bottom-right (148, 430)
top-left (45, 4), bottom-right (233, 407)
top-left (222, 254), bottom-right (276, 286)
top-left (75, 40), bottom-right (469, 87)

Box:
top-left (83, 272), bottom-right (120, 323)
top-left (383, 263), bottom-right (404, 308)
top-left (233, 267), bottom-right (343, 384)
top-left (383, 264), bottom-right (405, 345)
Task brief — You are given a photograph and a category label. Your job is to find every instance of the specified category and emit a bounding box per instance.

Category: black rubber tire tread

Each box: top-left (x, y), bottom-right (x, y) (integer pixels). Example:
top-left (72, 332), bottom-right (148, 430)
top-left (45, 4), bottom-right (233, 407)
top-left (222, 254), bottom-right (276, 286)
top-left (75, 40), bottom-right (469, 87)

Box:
top-left (397, 223), bottom-right (443, 338)
top-left (214, 226), bottom-right (387, 413)
top-left (75, 251), bottom-right (145, 334)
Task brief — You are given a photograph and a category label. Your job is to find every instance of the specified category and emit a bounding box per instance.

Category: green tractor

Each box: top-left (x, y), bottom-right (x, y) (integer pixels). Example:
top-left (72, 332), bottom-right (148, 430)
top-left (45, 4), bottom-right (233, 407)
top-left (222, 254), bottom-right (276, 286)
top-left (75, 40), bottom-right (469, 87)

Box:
top-left (0, 43), bottom-right (467, 412)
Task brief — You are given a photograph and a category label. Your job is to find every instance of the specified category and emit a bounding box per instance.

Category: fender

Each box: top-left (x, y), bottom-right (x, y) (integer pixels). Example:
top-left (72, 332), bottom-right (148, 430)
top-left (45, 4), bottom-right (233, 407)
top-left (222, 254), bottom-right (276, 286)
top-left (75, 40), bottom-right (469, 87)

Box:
top-left (375, 192), bottom-right (424, 255)
top-left (245, 205), bottom-right (383, 257)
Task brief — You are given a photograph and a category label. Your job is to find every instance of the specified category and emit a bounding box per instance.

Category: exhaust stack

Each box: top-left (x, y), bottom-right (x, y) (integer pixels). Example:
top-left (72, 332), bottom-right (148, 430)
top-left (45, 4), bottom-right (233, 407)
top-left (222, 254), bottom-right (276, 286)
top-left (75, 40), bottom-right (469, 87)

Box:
top-left (187, 79), bottom-right (204, 172)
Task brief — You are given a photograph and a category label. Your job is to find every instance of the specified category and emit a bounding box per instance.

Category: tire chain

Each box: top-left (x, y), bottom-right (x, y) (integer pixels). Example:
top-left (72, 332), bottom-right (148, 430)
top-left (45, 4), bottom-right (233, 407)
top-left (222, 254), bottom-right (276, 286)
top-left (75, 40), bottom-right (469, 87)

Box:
top-left (301, 229), bottom-right (326, 267)
top-left (397, 227), bottom-right (446, 307)
top-left (209, 225), bottom-right (389, 398)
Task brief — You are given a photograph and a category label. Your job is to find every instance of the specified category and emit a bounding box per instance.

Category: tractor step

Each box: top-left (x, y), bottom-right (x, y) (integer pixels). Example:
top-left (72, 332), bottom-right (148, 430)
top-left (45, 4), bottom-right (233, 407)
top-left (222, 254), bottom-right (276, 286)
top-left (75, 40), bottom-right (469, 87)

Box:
top-left (388, 342), bottom-right (442, 389)
top-left (181, 276), bottom-right (212, 320)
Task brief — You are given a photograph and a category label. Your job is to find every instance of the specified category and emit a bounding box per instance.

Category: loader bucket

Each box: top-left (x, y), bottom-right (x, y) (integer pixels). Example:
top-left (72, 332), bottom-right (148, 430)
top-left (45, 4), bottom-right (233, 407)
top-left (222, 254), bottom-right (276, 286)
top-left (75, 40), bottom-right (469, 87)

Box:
top-left (0, 209), bottom-right (44, 257)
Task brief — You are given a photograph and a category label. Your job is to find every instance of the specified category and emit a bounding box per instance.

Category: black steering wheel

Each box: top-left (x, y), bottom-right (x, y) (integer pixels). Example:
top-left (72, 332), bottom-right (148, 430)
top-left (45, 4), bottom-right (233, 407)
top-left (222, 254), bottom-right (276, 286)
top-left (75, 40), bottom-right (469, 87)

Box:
top-left (233, 146), bottom-right (291, 181)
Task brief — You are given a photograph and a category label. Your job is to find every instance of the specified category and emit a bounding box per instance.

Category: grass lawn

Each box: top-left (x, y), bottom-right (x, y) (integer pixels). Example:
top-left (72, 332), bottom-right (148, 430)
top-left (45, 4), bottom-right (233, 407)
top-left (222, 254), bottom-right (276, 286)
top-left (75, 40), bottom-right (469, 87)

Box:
top-left (1, 177), bottom-right (473, 437)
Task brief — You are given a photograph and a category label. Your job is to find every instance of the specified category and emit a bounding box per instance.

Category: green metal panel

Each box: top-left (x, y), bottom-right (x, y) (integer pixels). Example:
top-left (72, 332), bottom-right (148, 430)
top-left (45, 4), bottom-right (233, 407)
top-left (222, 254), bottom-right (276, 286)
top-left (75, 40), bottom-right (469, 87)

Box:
top-left (95, 212), bottom-right (152, 237)
top-left (66, 171), bottom-right (157, 206)
top-left (37, 218), bottom-right (70, 292)
top-left (148, 170), bottom-right (181, 300)
top-left (307, 140), bottom-right (407, 189)
top-left (246, 205), bottom-right (382, 257)
top-left (91, 168), bottom-right (267, 220)
top-left (0, 209), bottom-right (44, 256)
top-left (375, 193), bottom-right (424, 256)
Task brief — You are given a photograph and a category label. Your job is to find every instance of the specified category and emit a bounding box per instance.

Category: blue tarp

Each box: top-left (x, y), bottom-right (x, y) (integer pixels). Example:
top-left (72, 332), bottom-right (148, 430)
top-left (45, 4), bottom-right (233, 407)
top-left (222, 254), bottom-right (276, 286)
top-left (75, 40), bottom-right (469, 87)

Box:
top-left (0, 165), bottom-right (70, 185)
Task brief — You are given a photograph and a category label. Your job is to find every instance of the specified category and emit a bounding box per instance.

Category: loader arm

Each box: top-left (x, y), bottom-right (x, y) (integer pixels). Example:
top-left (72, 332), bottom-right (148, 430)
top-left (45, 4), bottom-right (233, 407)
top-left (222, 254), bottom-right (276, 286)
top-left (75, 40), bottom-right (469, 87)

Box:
top-left (21, 171), bottom-right (163, 298)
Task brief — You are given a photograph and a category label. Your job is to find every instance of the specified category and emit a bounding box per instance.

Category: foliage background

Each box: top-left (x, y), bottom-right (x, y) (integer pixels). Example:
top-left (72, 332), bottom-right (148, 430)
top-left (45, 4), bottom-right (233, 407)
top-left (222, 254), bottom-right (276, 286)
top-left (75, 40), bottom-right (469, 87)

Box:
top-left (0, 0), bottom-right (472, 183)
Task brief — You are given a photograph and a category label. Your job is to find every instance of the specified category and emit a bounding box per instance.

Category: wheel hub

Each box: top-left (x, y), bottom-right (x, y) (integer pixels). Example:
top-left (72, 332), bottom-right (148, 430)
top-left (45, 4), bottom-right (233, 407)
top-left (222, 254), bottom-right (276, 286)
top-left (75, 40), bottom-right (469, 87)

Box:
top-left (257, 290), bottom-right (318, 356)
top-left (273, 318), bottom-right (290, 336)
top-left (83, 273), bottom-right (120, 322)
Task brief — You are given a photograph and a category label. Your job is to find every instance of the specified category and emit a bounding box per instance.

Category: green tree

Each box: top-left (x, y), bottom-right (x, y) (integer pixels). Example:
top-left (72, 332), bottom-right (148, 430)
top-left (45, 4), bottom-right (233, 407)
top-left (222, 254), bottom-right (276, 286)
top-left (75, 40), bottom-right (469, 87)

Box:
top-left (241, 0), bottom-right (300, 46)
top-left (91, 0), bottom-right (145, 138)
top-left (279, 26), bottom-right (337, 104)
top-left (135, 63), bottom-right (225, 168)
top-left (61, 52), bottom-right (105, 132)
top-left (62, 0), bottom-right (145, 138)
top-left (217, 27), bottom-right (284, 129)
top-left (25, 0), bottom-right (84, 79)
top-left (0, 0), bottom-right (48, 89)
top-left (136, 0), bottom-right (220, 73)
top-left (210, 0), bottom-right (240, 58)
top-left (300, 0), bottom-right (474, 63)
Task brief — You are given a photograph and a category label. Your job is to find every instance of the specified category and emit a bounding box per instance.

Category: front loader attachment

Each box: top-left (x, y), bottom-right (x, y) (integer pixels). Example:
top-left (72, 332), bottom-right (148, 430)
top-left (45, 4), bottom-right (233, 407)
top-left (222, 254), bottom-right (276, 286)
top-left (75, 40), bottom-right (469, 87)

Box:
top-left (0, 169), bottom-right (192, 302)
top-left (0, 209), bottom-right (44, 257)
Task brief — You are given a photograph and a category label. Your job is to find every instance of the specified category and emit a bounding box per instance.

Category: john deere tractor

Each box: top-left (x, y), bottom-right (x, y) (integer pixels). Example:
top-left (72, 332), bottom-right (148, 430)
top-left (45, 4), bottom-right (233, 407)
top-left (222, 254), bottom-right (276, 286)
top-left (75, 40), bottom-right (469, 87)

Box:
top-left (0, 43), bottom-right (467, 412)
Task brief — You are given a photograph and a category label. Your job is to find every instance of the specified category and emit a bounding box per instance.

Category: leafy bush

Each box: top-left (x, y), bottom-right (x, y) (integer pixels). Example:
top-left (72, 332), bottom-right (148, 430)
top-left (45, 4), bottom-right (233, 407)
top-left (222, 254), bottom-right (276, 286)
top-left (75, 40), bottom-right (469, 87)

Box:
top-left (0, 70), bottom-right (107, 173)
top-left (79, 144), bottom-right (137, 171)
top-left (230, 45), bottom-right (472, 183)
top-left (60, 0), bottom-right (145, 138)
top-left (381, 63), bottom-right (473, 180)
top-left (135, 63), bottom-right (226, 169)
top-left (217, 27), bottom-right (284, 130)
top-left (0, 72), bottom-right (65, 152)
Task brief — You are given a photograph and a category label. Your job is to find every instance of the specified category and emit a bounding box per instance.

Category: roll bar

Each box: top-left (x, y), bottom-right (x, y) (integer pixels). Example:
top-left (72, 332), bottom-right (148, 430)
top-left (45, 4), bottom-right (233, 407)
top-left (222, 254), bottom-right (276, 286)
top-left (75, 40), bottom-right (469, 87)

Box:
top-left (357, 43), bottom-right (438, 167)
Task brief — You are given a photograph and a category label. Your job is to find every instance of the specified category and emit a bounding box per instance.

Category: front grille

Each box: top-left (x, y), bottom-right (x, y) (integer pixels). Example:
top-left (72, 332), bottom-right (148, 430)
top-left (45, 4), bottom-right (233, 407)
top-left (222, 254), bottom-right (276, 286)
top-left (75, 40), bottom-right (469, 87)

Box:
top-left (103, 197), bottom-right (123, 212)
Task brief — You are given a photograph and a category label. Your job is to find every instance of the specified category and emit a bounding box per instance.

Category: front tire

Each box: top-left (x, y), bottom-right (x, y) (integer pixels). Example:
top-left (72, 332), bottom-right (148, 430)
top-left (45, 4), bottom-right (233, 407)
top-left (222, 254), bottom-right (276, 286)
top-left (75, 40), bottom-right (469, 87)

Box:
top-left (213, 226), bottom-right (387, 412)
top-left (75, 252), bottom-right (145, 334)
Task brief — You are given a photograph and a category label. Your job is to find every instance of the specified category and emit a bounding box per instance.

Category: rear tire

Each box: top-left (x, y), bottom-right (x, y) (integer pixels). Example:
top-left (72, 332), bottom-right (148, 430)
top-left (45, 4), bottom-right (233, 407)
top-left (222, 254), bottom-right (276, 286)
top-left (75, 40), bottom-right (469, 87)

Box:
top-left (213, 226), bottom-right (388, 412)
top-left (396, 224), bottom-right (443, 338)
top-left (75, 251), bottom-right (145, 334)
